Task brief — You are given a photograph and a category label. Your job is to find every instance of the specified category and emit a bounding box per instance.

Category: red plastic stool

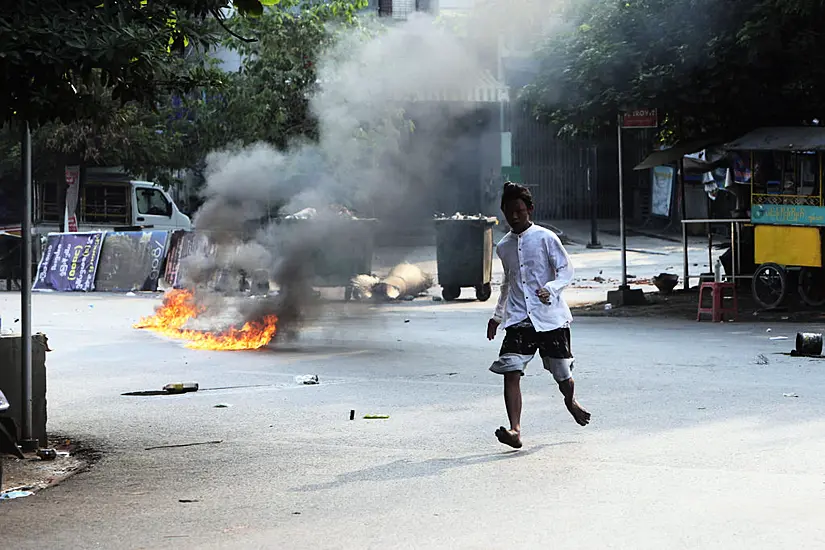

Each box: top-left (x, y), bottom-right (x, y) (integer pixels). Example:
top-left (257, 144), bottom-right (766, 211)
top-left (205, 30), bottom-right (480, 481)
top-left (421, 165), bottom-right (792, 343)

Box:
top-left (697, 282), bottom-right (738, 322)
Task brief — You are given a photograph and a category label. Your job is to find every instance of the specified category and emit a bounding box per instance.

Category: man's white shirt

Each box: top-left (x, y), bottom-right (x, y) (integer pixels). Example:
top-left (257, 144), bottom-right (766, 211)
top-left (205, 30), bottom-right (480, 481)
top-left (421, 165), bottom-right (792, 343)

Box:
top-left (493, 224), bottom-right (574, 332)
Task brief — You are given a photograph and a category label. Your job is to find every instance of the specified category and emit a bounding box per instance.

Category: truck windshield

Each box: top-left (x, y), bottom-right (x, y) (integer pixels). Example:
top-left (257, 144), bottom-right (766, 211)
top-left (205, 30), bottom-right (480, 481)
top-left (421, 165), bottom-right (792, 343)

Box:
top-left (137, 188), bottom-right (171, 217)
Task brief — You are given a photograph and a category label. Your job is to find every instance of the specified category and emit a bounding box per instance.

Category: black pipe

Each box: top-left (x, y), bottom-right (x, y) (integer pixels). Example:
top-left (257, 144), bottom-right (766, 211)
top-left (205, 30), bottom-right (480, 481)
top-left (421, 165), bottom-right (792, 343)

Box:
top-left (587, 145), bottom-right (602, 249)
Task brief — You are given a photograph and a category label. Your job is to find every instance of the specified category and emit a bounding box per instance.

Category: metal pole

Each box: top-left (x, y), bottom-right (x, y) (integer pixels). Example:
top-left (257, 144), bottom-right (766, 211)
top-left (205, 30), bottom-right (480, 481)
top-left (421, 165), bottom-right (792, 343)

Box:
top-left (679, 158), bottom-right (689, 291)
top-left (21, 122), bottom-right (35, 450)
top-left (587, 145), bottom-right (602, 249)
top-left (617, 115), bottom-right (627, 288)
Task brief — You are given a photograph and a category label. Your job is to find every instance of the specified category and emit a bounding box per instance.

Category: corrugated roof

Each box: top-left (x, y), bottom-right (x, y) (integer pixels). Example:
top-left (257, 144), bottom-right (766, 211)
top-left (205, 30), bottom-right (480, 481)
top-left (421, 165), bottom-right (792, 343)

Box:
top-left (725, 127), bottom-right (825, 151)
top-left (408, 70), bottom-right (509, 103)
top-left (633, 138), bottom-right (720, 170)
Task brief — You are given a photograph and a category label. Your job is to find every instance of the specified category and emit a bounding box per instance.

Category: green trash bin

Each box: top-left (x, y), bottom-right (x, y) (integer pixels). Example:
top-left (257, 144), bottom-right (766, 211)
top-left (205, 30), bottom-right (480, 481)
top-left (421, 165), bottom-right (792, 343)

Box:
top-left (434, 217), bottom-right (498, 302)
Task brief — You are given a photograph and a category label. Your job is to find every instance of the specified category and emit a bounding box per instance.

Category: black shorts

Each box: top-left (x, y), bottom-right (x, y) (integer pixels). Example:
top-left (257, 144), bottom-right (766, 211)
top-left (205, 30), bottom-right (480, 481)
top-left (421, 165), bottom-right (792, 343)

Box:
top-left (490, 320), bottom-right (574, 381)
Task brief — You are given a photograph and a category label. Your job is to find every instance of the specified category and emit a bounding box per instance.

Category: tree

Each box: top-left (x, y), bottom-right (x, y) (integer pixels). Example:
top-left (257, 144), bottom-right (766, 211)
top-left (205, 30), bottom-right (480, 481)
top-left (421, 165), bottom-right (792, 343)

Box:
top-left (524, 0), bottom-right (825, 141)
top-left (0, 0), bottom-right (277, 128)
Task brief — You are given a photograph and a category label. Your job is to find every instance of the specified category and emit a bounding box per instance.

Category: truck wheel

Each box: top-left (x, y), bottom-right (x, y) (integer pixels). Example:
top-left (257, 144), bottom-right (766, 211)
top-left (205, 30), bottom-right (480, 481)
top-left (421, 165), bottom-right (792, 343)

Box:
top-left (442, 286), bottom-right (461, 301)
top-left (798, 267), bottom-right (825, 307)
top-left (475, 283), bottom-right (492, 302)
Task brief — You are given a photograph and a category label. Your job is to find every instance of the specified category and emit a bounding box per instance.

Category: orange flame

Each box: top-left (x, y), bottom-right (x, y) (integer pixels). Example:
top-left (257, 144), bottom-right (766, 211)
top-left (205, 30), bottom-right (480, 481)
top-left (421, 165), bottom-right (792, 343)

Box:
top-left (134, 289), bottom-right (277, 350)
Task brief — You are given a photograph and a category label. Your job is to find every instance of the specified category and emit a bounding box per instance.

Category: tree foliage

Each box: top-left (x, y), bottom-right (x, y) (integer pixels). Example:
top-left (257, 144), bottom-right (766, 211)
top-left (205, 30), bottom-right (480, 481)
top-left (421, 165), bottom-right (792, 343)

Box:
top-left (0, 0), bottom-right (276, 127)
top-left (525, 0), bottom-right (825, 140)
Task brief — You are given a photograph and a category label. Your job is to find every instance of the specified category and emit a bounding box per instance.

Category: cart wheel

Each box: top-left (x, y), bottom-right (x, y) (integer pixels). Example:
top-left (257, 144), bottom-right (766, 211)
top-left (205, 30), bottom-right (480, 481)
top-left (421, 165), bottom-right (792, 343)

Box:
top-left (475, 283), bottom-right (492, 302)
top-left (344, 286), bottom-right (353, 302)
top-left (798, 267), bottom-right (825, 307)
top-left (752, 262), bottom-right (788, 309)
top-left (442, 286), bottom-right (461, 301)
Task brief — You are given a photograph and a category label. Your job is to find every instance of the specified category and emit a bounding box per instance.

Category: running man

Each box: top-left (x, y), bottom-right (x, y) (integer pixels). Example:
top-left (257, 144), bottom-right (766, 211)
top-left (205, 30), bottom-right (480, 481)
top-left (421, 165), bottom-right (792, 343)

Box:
top-left (487, 182), bottom-right (591, 449)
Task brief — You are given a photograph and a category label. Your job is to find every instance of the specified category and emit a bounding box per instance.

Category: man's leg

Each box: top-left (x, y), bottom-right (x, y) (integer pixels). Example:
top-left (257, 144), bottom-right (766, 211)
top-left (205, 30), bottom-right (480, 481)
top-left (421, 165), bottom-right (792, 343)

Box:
top-left (503, 371), bottom-right (522, 435)
top-left (558, 377), bottom-right (590, 426)
top-left (540, 327), bottom-right (591, 426)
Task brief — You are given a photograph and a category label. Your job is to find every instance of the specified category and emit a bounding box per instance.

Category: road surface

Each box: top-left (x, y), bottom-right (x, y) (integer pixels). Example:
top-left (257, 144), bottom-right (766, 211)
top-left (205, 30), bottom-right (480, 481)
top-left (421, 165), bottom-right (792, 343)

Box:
top-left (2, 291), bottom-right (825, 549)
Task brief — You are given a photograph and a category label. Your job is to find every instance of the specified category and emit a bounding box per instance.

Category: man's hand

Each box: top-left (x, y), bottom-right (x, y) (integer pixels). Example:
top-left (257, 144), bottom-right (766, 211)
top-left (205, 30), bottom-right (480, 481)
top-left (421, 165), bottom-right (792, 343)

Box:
top-left (536, 287), bottom-right (552, 304)
top-left (487, 319), bottom-right (500, 340)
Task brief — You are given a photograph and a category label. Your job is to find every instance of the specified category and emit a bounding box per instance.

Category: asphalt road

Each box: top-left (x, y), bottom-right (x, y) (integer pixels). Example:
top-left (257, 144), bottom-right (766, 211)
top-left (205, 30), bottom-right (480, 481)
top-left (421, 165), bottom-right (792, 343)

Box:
top-left (2, 292), bottom-right (825, 549)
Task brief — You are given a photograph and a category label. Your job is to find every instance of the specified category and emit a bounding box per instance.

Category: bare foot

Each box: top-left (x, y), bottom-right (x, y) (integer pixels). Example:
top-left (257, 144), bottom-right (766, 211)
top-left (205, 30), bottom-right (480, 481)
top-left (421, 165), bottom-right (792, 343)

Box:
top-left (565, 398), bottom-right (591, 426)
top-left (495, 426), bottom-right (523, 449)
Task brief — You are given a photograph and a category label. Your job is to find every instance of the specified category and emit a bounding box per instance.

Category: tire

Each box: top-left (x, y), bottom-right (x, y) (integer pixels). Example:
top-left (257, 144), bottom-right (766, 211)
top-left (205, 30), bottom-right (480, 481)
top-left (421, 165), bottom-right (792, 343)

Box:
top-left (752, 262), bottom-right (788, 309)
top-left (798, 267), bottom-right (825, 307)
top-left (475, 283), bottom-right (492, 302)
top-left (442, 286), bottom-right (461, 301)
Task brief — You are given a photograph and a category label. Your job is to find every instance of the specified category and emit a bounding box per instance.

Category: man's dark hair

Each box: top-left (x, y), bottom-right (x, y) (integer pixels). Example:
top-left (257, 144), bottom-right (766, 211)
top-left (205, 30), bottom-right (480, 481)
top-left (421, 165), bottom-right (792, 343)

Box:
top-left (500, 182), bottom-right (534, 210)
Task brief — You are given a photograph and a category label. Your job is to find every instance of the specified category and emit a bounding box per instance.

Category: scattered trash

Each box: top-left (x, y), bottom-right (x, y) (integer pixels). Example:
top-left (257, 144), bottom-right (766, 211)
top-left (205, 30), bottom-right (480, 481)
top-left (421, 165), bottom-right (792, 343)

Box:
top-left (126, 292), bottom-right (137, 297)
top-left (404, 319), bottom-right (410, 323)
top-left (213, 403), bottom-right (232, 408)
top-left (285, 207), bottom-right (317, 220)
top-left (363, 414), bottom-right (390, 419)
top-left (770, 336), bottom-right (789, 341)
top-left (593, 276), bottom-right (605, 283)
top-left (697, 407), bottom-right (707, 410)
top-left (145, 440), bottom-right (223, 451)
top-left (783, 393), bottom-right (799, 398)
top-left (36, 448), bottom-right (57, 461)
top-left (766, 328), bottom-right (772, 333)
top-left (350, 410), bottom-right (355, 420)
top-left (402, 295), bottom-right (415, 302)
top-left (432, 296), bottom-right (443, 302)
top-left (796, 332), bottom-right (824, 356)
top-left (179, 499), bottom-right (199, 503)
top-left (781, 316), bottom-right (790, 320)
top-left (163, 382), bottom-right (199, 394)
top-left (755, 354), bottom-right (770, 365)
top-left (295, 374), bottom-right (319, 385)
top-left (604, 304), bottom-right (613, 311)
top-left (0, 490), bottom-right (34, 501)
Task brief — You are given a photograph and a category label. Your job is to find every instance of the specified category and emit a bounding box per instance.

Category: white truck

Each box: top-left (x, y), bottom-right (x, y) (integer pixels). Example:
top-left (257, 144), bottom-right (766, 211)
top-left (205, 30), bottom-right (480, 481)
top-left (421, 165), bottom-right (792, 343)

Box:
top-left (35, 175), bottom-right (192, 235)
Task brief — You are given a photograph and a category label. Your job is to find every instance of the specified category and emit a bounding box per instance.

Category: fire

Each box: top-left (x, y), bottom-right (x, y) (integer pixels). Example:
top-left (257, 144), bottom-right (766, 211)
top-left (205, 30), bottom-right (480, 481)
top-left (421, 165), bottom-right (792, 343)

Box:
top-left (134, 289), bottom-right (278, 350)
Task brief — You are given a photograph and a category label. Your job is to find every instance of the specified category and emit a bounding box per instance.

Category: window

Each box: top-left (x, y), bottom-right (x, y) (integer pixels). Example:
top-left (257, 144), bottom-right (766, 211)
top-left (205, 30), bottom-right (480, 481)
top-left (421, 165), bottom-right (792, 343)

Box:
top-left (137, 188), bottom-right (171, 217)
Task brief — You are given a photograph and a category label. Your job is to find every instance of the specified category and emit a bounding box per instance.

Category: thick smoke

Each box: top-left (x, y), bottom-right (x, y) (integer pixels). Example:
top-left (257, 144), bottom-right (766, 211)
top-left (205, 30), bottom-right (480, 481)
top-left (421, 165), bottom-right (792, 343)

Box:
top-left (181, 3), bottom-right (547, 337)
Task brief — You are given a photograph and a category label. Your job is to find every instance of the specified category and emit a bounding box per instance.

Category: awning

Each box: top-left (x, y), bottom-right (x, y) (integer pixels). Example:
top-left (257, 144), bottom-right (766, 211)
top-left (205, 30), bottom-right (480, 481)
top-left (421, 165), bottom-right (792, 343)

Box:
top-left (724, 126), bottom-right (825, 151)
top-left (633, 138), bottom-right (721, 171)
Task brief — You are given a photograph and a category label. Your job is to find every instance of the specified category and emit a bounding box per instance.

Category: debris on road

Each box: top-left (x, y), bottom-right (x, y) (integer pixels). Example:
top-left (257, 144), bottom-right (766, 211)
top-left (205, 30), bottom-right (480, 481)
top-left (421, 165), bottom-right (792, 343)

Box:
top-left (0, 488), bottom-right (34, 500)
top-left (796, 332), bottom-right (823, 356)
top-left (363, 414), bottom-right (390, 419)
top-left (755, 354), bottom-right (770, 365)
top-left (766, 328), bottom-right (772, 333)
top-left (163, 382), bottom-right (199, 394)
top-left (432, 296), bottom-right (443, 302)
top-left (36, 449), bottom-right (57, 461)
top-left (145, 440), bottom-right (223, 451)
top-left (350, 410), bottom-right (355, 420)
top-left (213, 403), bottom-right (232, 408)
top-left (770, 336), bottom-right (789, 340)
top-left (178, 499), bottom-right (199, 503)
top-left (295, 374), bottom-right (319, 385)
top-left (783, 393), bottom-right (799, 398)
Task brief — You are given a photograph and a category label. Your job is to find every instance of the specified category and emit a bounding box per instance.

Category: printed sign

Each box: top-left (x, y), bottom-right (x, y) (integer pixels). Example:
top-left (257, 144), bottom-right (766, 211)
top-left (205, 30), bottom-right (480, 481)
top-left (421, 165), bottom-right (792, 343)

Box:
top-left (95, 231), bottom-right (170, 292)
top-left (164, 231), bottom-right (209, 288)
top-left (651, 166), bottom-right (675, 217)
top-left (622, 109), bottom-right (658, 129)
top-left (33, 232), bottom-right (104, 292)
top-left (752, 204), bottom-right (825, 226)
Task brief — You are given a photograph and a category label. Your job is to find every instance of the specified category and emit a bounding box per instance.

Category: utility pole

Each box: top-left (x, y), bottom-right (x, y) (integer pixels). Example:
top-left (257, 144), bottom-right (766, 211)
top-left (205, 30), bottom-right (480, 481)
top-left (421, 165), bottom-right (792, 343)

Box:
top-left (20, 121), bottom-right (36, 451)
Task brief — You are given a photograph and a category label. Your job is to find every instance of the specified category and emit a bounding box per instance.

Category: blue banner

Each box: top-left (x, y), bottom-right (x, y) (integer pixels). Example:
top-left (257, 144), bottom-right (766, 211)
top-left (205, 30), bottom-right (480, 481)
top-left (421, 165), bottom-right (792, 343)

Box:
top-left (34, 232), bottom-right (104, 292)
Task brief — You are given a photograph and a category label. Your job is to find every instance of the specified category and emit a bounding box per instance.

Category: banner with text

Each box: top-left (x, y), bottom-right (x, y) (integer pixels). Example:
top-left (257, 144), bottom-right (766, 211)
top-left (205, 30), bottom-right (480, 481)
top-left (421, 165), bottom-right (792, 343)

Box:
top-left (34, 232), bottom-right (104, 292)
top-left (95, 231), bottom-right (170, 292)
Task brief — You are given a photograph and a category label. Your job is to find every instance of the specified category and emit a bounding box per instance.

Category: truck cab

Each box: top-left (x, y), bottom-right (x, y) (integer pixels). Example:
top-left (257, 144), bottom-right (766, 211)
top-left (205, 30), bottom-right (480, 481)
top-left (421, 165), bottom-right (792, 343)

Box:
top-left (81, 179), bottom-right (192, 231)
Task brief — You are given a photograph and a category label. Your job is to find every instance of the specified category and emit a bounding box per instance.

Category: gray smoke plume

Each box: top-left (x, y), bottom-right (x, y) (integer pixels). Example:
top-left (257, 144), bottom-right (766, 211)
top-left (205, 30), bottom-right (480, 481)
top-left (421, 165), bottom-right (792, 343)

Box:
top-left (181, 3), bottom-right (550, 338)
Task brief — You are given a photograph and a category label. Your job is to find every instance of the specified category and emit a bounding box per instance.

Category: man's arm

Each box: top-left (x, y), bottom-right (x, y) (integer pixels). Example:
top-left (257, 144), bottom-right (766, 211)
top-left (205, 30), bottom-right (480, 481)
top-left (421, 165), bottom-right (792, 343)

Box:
top-left (493, 263), bottom-right (509, 323)
top-left (542, 233), bottom-right (575, 297)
